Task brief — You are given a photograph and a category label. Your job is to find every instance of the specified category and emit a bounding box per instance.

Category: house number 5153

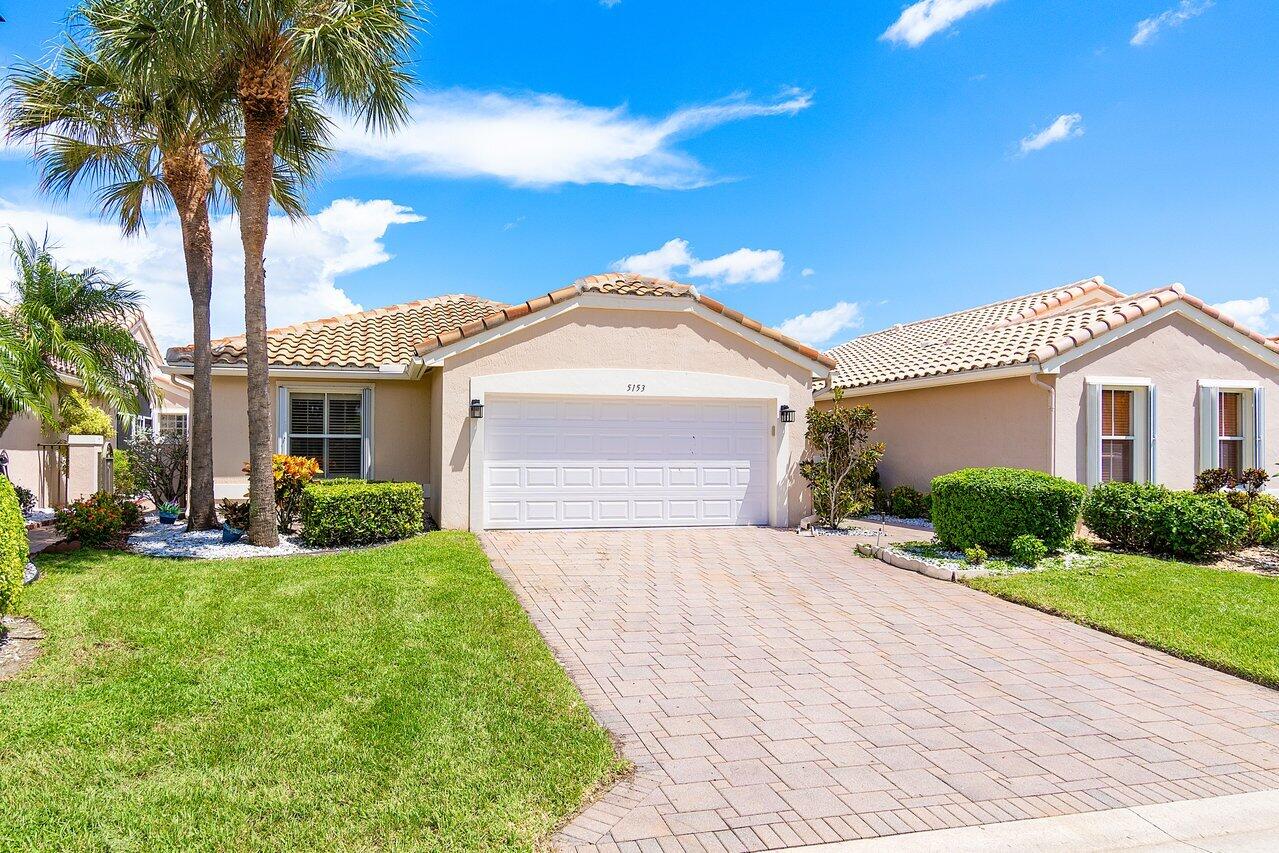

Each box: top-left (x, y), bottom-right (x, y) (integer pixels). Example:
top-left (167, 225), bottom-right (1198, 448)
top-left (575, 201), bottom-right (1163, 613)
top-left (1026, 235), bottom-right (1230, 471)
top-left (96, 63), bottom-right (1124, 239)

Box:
top-left (627, 384), bottom-right (646, 392)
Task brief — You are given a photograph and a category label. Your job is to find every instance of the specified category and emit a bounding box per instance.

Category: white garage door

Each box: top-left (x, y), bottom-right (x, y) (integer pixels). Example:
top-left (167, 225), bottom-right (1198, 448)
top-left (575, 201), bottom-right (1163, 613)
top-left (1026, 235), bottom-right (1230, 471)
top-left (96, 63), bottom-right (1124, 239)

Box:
top-left (482, 394), bottom-right (771, 529)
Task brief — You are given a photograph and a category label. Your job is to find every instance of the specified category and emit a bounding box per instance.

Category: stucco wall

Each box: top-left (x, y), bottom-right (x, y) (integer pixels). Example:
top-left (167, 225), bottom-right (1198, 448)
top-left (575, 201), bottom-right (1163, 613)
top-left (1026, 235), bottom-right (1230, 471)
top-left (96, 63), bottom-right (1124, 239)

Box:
top-left (435, 305), bottom-right (817, 530)
top-left (819, 376), bottom-right (1053, 491)
top-left (0, 413), bottom-right (62, 505)
top-left (209, 375), bottom-right (432, 498)
top-left (1055, 313), bottom-right (1279, 489)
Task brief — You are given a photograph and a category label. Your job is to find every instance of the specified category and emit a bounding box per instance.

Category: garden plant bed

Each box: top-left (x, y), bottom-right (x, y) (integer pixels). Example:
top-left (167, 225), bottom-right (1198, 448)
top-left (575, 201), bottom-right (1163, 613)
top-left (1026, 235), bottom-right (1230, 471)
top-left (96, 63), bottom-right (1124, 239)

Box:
top-left (967, 551), bottom-right (1279, 688)
top-left (126, 519), bottom-right (323, 560)
top-left (856, 539), bottom-right (1099, 582)
top-left (1, 533), bottom-right (620, 849)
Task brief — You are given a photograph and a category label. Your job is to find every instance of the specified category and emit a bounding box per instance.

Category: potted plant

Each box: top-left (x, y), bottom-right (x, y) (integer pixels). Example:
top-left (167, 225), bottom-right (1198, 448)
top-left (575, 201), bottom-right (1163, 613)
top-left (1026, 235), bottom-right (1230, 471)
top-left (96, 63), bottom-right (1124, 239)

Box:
top-left (157, 501), bottom-right (180, 525)
top-left (219, 499), bottom-right (249, 543)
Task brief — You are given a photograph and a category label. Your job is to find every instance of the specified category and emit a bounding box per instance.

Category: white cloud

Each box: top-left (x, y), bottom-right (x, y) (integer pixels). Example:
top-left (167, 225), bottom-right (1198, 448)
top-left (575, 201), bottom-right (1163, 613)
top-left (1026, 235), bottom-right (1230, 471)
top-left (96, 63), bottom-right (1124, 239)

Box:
top-left (0, 198), bottom-right (422, 348)
top-left (801, 267), bottom-right (815, 277)
top-left (881, 0), bottom-right (1006, 47)
top-left (600, 0), bottom-right (621, 6)
top-left (1018, 113), bottom-right (1084, 156)
top-left (331, 87), bottom-right (812, 190)
top-left (1131, 0), bottom-right (1212, 46)
top-left (611, 238), bottom-right (784, 288)
top-left (777, 301), bottom-right (863, 346)
top-left (1212, 296), bottom-right (1275, 334)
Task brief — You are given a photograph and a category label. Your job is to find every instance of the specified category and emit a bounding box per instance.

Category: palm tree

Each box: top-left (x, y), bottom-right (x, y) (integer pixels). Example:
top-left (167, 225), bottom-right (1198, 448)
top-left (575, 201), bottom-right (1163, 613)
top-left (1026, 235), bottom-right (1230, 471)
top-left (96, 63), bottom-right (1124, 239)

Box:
top-left (90, 0), bottom-right (417, 545)
top-left (0, 231), bottom-right (152, 438)
top-left (4, 23), bottom-right (328, 532)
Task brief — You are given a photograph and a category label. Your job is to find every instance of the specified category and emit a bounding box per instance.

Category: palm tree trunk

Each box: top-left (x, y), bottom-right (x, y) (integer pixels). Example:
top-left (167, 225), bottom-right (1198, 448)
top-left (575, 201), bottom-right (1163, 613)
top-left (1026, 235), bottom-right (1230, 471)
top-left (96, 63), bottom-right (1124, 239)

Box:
top-left (164, 151), bottom-right (219, 531)
top-left (238, 59), bottom-right (289, 547)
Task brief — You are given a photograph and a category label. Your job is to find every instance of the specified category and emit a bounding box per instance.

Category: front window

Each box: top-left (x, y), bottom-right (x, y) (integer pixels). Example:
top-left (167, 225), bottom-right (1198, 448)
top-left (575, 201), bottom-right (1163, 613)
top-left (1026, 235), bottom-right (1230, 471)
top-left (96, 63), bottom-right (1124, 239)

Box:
top-left (159, 413), bottom-right (188, 437)
top-left (1101, 388), bottom-right (1135, 483)
top-left (1218, 391), bottom-right (1245, 478)
top-left (288, 392), bottom-right (364, 478)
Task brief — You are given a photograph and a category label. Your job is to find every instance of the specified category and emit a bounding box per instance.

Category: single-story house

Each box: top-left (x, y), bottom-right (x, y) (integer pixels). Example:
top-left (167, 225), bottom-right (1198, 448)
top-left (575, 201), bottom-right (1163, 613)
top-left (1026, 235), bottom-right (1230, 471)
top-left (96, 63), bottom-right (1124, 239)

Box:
top-left (0, 312), bottom-right (189, 506)
top-left (164, 274), bottom-right (833, 530)
top-left (820, 278), bottom-right (1279, 492)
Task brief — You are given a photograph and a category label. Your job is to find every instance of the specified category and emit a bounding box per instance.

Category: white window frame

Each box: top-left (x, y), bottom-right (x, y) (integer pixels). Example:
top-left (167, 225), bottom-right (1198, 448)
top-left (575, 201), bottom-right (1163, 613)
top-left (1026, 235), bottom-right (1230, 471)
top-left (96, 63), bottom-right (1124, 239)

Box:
top-left (1086, 377), bottom-right (1154, 486)
top-left (276, 384), bottom-right (374, 480)
top-left (1198, 380), bottom-right (1264, 475)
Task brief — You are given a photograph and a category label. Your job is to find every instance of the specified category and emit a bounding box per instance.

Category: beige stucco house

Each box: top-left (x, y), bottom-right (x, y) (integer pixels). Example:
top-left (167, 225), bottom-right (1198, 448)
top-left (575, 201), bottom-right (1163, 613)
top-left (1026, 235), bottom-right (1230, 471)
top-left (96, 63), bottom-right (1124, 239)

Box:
top-left (164, 274), bottom-right (833, 530)
top-left (820, 278), bottom-right (1279, 493)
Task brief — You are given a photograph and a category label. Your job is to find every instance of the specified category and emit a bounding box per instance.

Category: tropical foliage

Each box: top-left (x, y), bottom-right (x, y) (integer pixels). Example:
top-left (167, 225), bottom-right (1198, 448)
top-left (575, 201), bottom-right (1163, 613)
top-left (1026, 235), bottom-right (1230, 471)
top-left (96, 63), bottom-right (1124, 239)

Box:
top-left (0, 233), bottom-right (151, 437)
top-left (58, 389), bottom-right (115, 437)
top-left (53, 491), bottom-right (144, 549)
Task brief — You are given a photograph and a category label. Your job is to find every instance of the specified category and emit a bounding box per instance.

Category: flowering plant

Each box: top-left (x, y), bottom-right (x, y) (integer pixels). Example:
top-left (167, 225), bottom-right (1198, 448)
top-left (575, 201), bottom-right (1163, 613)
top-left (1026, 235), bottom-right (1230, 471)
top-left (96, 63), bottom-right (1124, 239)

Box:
top-left (242, 454), bottom-right (322, 532)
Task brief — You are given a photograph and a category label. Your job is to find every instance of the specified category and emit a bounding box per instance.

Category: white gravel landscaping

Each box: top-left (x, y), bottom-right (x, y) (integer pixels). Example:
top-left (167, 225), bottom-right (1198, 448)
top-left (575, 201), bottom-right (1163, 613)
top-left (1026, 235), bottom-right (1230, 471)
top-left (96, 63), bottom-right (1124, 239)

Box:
top-left (855, 513), bottom-right (935, 531)
top-left (127, 521), bottom-right (322, 560)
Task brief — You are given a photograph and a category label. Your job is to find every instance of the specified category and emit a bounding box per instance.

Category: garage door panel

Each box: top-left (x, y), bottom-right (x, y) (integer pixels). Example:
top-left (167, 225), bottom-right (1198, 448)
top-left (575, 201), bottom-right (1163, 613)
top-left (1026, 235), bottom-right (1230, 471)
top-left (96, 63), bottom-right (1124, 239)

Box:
top-left (483, 395), bottom-right (770, 528)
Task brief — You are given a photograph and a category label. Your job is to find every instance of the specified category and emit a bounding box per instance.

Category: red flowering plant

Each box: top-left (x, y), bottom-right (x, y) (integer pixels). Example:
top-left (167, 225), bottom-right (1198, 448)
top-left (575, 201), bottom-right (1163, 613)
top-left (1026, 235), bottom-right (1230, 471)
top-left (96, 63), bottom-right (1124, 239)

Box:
top-left (241, 454), bottom-right (322, 533)
top-left (54, 492), bottom-right (144, 549)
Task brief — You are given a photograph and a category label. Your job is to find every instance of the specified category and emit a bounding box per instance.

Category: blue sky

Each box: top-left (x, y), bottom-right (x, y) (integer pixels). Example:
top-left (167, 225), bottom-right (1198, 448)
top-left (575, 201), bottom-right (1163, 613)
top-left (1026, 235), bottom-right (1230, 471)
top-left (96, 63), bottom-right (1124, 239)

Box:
top-left (1, 0), bottom-right (1276, 349)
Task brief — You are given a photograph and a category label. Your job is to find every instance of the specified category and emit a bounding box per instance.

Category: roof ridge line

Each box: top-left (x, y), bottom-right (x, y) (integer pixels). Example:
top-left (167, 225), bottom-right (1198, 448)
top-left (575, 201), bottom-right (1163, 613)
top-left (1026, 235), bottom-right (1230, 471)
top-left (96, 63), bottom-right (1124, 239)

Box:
top-left (988, 278), bottom-right (1124, 329)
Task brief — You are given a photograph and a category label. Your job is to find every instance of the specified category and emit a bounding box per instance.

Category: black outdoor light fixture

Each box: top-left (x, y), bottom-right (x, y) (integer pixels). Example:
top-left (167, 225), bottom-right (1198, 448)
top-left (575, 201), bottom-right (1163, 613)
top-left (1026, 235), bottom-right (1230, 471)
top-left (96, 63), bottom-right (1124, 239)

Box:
top-left (779, 404), bottom-right (796, 423)
top-left (469, 399), bottom-right (484, 419)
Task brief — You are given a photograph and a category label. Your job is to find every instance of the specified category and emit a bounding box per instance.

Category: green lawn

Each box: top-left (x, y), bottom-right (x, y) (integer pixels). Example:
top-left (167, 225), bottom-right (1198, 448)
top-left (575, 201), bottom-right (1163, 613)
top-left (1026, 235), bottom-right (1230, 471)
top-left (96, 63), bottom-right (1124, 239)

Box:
top-left (0, 533), bottom-right (622, 851)
top-left (966, 552), bottom-right (1279, 688)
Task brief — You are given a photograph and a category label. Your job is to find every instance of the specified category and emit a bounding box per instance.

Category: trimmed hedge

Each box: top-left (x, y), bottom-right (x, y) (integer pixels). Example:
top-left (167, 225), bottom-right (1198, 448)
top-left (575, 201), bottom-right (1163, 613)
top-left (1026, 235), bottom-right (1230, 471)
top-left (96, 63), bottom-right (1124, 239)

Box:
top-left (1082, 482), bottom-right (1247, 561)
top-left (931, 467), bottom-right (1085, 552)
top-left (0, 476), bottom-right (28, 619)
top-left (300, 480), bottom-right (423, 547)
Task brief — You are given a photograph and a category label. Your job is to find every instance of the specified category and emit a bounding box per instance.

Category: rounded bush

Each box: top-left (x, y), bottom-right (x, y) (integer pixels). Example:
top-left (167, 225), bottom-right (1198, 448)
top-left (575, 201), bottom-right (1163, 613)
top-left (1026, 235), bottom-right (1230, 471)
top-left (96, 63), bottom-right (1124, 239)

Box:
top-left (0, 476), bottom-right (29, 618)
top-left (930, 468), bottom-right (1085, 552)
top-left (1081, 482), bottom-right (1173, 552)
top-left (1009, 534), bottom-right (1048, 567)
top-left (888, 485), bottom-right (930, 519)
top-left (1151, 493), bottom-right (1246, 561)
top-left (300, 480), bottom-right (424, 547)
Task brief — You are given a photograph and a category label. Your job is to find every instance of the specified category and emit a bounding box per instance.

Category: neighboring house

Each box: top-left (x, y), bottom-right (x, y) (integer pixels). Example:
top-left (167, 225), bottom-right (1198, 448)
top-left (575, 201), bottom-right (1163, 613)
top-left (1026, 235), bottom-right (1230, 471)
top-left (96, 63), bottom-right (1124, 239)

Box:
top-left (164, 274), bottom-right (832, 530)
top-left (820, 278), bottom-right (1279, 492)
top-left (0, 312), bottom-right (189, 506)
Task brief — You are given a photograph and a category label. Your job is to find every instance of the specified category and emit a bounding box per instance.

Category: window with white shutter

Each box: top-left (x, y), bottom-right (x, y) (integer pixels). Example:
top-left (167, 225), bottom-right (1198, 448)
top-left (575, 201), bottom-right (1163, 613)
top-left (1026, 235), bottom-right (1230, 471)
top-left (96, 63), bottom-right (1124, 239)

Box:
top-left (286, 391), bottom-right (368, 478)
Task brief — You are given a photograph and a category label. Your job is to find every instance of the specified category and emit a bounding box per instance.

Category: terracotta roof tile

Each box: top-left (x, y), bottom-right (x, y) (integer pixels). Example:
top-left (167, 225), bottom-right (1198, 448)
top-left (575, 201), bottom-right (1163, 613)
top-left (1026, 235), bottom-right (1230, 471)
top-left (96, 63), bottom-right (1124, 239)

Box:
top-left (826, 278), bottom-right (1279, 391)
top-left (167, 273), bottom-right (835, 371)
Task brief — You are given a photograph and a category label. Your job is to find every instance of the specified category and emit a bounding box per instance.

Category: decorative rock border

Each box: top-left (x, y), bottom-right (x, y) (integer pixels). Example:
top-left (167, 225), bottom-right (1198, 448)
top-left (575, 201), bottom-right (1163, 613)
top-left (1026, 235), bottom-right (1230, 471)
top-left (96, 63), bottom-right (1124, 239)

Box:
top-left (854, 541), bottom-right (991, 582)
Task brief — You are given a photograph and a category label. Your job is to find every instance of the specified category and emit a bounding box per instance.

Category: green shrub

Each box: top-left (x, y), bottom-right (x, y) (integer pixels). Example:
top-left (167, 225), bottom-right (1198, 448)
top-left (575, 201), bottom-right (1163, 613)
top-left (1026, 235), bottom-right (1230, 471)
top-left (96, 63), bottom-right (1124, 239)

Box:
top-left (112, 449), bottom-right (139, 497)
top-left (1009, 534), bottom-right (1047, 566)
top-left (931, 468), bottom-right (1084, 553)
top-left (888, 485), bottom-right (930, 519)
top-left (300, 480), bottom-right (423, 547)
top-left (1069, 535), bottom-right (1095, 555)
top-left (54, 492), bottom-right (143, 549)
top-left (13, 484), bottom-right (36, 517)
top-left (1084, 482), bottom-right (1248, 560)
top-left (1151, 493), bottom-right (1247, 561)
top-left (0, 476), bottom-right (29, 619)
top-left (1081, 482), bottom-right (1173, 551)
top-left (59, 389), bottom-right (114, 438)
top-left (800, 393), bottom-right (884, 528)
top-left (219, 498), bottom-right (250, 531)
top-left (963, 545), bottom-right (987, 565)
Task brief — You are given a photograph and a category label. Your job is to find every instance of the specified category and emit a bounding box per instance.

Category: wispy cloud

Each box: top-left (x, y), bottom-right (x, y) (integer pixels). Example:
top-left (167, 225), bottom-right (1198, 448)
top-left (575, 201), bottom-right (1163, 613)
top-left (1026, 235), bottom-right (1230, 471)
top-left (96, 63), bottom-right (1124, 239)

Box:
top-left (332, 87), bottom-right (812, 190)
top-left (612, 238), bottom-right (784, 289)
top-left (0, 198), bottom-right (422, 347)
top-left (1018, 113), bottom-right (1084, 156)
top-left (881, 0), bottom-right (1006, 47)
top-left (1212, 296), bottom-right (1275, 334)
top-left (801, 268), bottom-right (816, 277)
top-left (1131, 0), bottom-right (1212, 46)
top-left (777, 301), bottom-right (863, 346)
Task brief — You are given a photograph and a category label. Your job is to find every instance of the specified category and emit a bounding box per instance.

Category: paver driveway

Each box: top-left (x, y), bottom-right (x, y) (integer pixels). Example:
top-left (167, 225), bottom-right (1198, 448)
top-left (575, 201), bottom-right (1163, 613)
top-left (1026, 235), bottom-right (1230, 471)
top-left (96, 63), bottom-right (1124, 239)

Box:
top-left (482, 528), bottom-right (1279, 853)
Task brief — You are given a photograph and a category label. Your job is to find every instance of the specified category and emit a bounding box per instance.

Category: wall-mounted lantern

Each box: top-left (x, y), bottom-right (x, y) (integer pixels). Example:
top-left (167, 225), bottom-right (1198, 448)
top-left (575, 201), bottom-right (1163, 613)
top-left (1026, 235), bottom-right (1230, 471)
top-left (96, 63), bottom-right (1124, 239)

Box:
top-left (779, 404), bottom-right (796, 423)
top-left (469, 399), bottom-right (484, 419)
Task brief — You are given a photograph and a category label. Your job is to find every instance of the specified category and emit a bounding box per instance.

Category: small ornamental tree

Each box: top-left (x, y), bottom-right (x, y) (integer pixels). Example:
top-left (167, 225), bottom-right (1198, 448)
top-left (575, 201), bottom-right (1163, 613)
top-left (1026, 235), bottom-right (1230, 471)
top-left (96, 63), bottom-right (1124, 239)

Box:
top-left (125, 431), bottom-right (188, 508)
top-left (800, 390), bottom-right (884, 528)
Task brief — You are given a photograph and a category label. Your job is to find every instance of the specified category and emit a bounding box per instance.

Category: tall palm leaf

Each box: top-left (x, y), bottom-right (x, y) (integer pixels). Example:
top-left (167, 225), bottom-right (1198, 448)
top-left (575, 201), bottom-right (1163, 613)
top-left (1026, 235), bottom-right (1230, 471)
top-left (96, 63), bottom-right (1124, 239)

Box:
top-left (4, 17), bottom-right (329, 531)
top-left (92, 0), bottom-right (419, 546)
top-left (0, 231), bottom-right (152, 439)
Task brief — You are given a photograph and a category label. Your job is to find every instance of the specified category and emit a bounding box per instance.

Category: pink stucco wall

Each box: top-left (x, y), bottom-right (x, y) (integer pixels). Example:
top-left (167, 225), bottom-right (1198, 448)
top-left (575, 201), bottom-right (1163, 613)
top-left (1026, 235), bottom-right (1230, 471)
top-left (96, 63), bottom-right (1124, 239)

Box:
top-left (1054, 312), bottom-right (1279, 489)
top-left (820, 376), bottom-right (1053, 491)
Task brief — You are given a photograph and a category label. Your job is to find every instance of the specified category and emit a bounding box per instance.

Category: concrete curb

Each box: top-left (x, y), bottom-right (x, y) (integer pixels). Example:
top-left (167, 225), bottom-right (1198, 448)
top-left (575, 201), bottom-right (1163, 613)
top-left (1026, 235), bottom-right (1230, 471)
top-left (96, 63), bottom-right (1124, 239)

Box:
top-left (786, 787), bottom-right (1279, 851)
top-left (854, 542), bottom-right (991, 582)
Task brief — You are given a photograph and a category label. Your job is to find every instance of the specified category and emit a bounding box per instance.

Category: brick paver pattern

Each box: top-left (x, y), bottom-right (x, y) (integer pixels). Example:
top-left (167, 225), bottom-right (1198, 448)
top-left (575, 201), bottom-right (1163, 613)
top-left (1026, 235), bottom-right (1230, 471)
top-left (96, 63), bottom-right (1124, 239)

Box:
top-left (481, 528), bottom-right (1279, 853)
